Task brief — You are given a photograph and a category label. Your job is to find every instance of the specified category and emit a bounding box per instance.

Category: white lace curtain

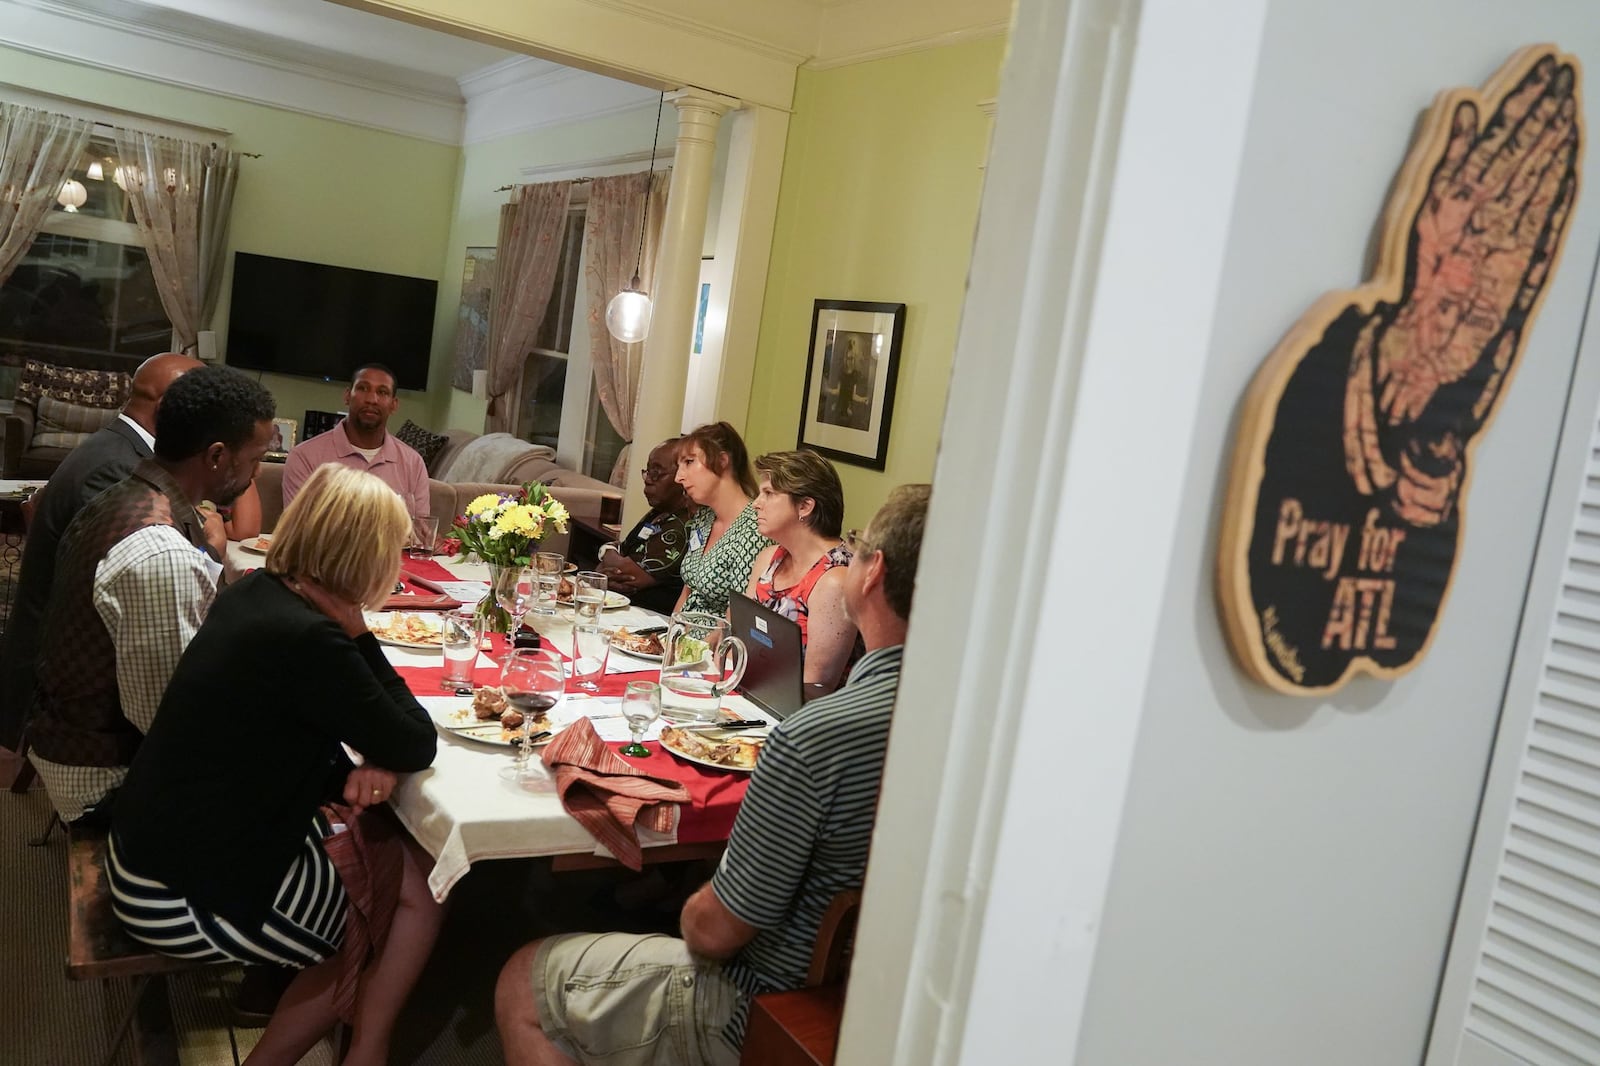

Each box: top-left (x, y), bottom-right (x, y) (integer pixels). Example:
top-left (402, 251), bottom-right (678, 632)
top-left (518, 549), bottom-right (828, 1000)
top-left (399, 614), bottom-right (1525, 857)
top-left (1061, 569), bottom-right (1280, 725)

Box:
top-left (112, 129), bottom-right (241, 352)
top-left (583, 171), bottom-right (668, 485)
top-left (0, 104), bottom-right (94, 289)
top-left (484, 181), bottom-right (575, 434)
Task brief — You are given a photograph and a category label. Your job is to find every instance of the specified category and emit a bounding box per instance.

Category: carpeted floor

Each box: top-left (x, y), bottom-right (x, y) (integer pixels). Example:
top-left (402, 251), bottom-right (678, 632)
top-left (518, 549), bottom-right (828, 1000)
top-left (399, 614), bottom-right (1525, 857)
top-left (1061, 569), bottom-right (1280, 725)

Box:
top-left (2, 787), bottom-right (689, 1065)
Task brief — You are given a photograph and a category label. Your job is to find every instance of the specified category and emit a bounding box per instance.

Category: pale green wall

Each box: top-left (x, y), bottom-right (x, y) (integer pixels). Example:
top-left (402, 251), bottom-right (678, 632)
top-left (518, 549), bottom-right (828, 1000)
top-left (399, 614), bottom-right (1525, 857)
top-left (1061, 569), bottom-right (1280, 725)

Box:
top-left (744, 38), bottom-right (1004, 529)
top-left (0, 45), bottom-right (459, 431)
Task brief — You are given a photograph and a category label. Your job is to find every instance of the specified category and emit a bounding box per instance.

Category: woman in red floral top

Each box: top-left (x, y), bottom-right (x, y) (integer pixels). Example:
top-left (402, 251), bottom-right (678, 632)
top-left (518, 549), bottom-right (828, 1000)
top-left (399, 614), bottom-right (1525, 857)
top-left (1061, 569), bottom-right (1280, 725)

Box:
top-left (742, 450), bottom-right (858, 694)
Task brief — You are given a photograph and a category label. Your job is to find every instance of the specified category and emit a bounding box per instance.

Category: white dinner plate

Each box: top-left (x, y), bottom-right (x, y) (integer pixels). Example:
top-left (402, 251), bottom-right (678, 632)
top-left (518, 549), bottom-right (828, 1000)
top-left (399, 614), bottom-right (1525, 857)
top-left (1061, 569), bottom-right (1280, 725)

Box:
top-left (428, 701), bottom-right (564, 748)
top-left (239, 536), bottom-right (274, 555)
top-left (657, 727), bottom-right (764, 774)
top-left (364, 611), bottom-right (445, 649)
top-left (556, 591), bottom-right (631, 611)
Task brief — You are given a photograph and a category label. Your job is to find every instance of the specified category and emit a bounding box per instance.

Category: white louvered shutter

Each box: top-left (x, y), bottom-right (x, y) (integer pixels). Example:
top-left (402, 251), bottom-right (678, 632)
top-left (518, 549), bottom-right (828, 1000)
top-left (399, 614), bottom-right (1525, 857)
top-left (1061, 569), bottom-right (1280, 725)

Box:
top-left (1428, 411), bottom-right (1600, 1066)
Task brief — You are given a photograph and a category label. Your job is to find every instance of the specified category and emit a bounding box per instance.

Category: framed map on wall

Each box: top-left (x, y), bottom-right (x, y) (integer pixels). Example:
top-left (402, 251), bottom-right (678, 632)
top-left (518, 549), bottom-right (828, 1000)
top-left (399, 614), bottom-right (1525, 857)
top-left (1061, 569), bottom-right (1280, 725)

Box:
top-left (451, 246), bottom-right (496, 393)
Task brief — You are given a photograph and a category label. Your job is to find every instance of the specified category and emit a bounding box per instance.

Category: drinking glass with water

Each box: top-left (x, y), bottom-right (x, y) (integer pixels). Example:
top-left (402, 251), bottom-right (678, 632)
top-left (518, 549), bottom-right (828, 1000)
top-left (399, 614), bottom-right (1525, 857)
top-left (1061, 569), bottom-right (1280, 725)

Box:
top-left (532, 552), bottom-right (565, 616)
top-left (571, 624), bottom-right (612, 692)
top-left (573, 570), bottom-right (607, 623)
top-left (440, 607), bottom-right (483, 689)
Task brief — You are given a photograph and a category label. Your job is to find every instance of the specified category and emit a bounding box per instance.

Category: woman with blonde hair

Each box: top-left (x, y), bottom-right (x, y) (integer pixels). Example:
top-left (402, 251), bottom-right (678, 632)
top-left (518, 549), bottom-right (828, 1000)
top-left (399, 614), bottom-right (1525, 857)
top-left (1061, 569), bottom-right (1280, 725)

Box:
top-left (743, 449), bottom-right (858, 692)
top-left (673, 421), bottom-right (772, 615)
top-left (108, 464), bottom-right (440, 1066)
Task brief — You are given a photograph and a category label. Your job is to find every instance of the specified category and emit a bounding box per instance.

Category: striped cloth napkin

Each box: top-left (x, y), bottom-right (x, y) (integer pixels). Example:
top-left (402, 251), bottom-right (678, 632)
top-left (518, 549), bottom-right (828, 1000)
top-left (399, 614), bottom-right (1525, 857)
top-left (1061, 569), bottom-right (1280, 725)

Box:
top-left (541, 717), bottom-right (690, 870)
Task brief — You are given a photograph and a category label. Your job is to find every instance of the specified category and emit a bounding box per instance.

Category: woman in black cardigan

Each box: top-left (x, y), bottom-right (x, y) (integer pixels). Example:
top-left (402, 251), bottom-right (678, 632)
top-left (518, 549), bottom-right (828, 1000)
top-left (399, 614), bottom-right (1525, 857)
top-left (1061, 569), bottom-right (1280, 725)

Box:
top-left (109, 464), bottom-right (440, 1066)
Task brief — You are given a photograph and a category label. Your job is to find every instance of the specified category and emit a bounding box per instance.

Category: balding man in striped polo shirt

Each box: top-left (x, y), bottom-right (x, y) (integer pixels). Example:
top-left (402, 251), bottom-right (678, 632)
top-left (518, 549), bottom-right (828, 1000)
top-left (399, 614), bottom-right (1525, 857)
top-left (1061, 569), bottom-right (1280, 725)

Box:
top-left (496, 484), bottom-right (931, 1066)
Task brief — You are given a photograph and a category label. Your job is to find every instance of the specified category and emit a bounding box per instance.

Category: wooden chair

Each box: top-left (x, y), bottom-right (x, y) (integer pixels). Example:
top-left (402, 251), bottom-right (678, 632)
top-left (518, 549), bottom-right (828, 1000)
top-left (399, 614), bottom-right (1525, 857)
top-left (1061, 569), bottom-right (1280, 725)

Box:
top-left (739, 889), bottom-right (862, 1066)
top-left (66, 826), bottom-right (239, 1066)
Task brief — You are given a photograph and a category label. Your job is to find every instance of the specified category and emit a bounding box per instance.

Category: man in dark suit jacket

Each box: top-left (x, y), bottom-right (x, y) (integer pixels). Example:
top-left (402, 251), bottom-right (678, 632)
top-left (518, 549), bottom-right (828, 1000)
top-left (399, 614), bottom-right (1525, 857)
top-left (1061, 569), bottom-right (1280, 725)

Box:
top-left (0, 353), bottom-right (202, 760)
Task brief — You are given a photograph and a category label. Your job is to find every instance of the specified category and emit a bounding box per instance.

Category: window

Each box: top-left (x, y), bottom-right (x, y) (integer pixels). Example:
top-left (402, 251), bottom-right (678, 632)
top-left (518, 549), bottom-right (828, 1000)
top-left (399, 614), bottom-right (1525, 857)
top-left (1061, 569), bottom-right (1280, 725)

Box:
top-left (0, 137), bottom-right (172, 374)
top-left (514, 199), bottom-right (630, 483)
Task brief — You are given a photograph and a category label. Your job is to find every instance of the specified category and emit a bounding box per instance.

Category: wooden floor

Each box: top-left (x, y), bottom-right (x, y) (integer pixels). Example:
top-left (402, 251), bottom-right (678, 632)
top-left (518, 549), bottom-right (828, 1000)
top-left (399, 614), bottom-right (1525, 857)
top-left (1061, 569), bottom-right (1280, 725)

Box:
top-left (2, 786), bottom-right (690, 1065)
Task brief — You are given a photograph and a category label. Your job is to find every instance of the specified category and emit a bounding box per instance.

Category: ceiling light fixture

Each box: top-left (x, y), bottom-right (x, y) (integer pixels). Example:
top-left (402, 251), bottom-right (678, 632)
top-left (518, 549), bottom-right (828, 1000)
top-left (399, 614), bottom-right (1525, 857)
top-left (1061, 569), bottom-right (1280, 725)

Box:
top-left (605, 91), bottom-right (665, 344)
top-left (57, 179), bottom-right (87, 212)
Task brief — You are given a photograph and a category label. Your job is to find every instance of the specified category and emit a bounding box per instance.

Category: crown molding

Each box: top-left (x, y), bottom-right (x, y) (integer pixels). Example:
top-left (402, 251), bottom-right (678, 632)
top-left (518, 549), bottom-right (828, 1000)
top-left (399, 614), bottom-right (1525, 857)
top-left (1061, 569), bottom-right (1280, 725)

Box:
top-left (571, 0), bottom-right (811, 67)
top-left (0, 0), bottom-right (467, 143)
top-left (517, 146), bottom-right (675, 182)
top-left (461, 63), bottom-right (661, 145)
top-left (804, 19), bottom-right (1010, 70)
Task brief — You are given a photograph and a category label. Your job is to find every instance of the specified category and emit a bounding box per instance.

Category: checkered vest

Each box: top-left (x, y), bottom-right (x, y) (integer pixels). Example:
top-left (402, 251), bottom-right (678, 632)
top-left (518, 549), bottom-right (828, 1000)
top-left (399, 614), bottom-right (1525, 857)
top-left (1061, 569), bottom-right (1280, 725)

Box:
top-left (27, 461), bottom-right (207, 768)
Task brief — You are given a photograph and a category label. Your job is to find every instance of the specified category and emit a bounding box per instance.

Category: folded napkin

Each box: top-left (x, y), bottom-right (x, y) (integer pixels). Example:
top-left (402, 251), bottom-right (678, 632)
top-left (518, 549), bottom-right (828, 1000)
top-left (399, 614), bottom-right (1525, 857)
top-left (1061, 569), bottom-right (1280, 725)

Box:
top-left (541, 717), bottom-right (690, 870)
top-left (318, 804), bottom-right (405, 1024)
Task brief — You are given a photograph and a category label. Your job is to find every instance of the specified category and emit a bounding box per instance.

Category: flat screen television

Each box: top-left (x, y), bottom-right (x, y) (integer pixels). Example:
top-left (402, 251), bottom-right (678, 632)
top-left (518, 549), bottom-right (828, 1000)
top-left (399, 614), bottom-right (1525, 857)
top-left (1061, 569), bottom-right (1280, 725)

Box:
top-left (225, 252), bottom-right (438, 392)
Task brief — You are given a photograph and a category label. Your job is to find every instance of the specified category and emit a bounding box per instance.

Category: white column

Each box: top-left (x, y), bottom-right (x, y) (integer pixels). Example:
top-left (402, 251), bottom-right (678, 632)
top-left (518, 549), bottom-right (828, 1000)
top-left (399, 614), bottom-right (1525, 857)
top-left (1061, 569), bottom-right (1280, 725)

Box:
top-left (625, 88), bottom-right (739, 522)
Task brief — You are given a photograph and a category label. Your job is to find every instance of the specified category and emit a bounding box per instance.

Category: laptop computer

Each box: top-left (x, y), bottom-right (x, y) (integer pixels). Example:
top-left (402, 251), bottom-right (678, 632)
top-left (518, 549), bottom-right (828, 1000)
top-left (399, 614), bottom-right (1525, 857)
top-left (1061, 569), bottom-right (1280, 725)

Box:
top-left (729, 594), bottom-right (805, 721)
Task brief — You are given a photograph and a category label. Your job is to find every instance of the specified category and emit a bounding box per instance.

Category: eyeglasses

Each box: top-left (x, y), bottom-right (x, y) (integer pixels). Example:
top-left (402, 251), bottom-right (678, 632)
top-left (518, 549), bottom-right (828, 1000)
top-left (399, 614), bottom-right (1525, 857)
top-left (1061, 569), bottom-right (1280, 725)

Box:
top-left (641, 466), bottom-right (673, 483)
top-left (843, 529), bottom-right (876, 555)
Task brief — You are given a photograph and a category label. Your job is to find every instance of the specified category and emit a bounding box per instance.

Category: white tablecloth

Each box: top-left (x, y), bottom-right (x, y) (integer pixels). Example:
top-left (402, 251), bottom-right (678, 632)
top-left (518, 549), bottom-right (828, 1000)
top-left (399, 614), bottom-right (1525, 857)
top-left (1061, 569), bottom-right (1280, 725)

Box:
top-left (223, 544), bottom-right (738, 899)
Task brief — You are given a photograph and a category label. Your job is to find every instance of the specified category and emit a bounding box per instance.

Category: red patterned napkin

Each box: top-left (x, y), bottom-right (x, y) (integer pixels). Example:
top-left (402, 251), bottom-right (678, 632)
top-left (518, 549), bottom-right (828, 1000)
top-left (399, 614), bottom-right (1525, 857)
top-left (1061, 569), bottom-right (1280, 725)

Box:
top-left (541, 717), bottom-right (689, 870)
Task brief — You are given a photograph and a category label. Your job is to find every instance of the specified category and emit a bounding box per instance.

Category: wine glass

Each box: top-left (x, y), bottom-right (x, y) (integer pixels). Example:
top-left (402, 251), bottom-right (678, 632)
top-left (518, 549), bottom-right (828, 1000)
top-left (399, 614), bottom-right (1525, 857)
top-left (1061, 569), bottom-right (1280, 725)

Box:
top-left (500, 648), bottom-right (563, 778)
top-left (620, 680), bottom-right (661, 758)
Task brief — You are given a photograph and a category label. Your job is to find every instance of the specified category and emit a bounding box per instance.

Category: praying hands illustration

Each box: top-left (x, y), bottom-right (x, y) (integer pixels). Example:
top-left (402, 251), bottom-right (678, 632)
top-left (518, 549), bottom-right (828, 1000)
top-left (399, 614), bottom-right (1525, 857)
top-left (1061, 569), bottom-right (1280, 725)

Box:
top-left (1343, 53), bottom-right (1580, 527)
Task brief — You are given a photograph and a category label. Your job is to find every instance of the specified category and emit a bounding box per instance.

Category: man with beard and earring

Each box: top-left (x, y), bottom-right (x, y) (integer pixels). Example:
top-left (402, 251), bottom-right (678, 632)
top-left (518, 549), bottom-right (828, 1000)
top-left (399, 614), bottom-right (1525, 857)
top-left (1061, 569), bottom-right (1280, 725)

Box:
top-left (25, 366), bottom-right (276, 825)
top-left (281, 363), bottom-right (429, 516)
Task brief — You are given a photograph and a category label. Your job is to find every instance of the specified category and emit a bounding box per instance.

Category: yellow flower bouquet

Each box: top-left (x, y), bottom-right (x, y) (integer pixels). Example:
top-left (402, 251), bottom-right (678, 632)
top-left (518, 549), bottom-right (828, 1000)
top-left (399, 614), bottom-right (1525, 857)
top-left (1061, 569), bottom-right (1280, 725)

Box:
top-left (450, 483), bottom-right (571, 568)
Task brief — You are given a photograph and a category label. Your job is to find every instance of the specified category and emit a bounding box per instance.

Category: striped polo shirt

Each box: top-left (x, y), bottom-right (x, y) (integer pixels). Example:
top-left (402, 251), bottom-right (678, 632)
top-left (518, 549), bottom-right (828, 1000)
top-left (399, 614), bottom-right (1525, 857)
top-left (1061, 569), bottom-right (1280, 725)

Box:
top-left (712, 644), bottom-right (903, 1042)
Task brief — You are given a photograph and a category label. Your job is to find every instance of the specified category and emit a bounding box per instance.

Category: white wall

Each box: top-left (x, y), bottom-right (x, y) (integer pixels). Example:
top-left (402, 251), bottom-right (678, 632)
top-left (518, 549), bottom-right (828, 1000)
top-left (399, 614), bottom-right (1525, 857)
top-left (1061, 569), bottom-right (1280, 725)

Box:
top-left (1071, 4), bottom-right (1600, 1065)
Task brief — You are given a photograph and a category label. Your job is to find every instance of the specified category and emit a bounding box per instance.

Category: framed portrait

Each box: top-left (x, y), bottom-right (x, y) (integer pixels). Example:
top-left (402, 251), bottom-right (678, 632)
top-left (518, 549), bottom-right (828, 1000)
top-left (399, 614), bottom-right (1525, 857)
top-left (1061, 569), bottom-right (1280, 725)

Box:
top-left (797, 300), bottom-right (906, 470)
top-left (267, 418), bottom-right (298, 460)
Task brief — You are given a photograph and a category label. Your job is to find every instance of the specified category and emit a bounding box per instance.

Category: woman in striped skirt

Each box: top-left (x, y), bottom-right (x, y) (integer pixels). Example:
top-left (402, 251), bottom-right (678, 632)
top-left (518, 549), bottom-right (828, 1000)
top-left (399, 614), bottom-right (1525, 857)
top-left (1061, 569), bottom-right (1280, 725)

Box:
top-left (107, 465), bottom-right (440, 1066)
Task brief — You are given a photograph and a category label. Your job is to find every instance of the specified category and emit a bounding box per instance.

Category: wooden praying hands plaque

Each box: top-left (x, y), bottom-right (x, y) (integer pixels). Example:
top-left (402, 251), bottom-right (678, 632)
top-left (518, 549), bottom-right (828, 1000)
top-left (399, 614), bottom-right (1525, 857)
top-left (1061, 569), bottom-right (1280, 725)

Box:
top-left (1218, 46), bottom-right (1584, 695)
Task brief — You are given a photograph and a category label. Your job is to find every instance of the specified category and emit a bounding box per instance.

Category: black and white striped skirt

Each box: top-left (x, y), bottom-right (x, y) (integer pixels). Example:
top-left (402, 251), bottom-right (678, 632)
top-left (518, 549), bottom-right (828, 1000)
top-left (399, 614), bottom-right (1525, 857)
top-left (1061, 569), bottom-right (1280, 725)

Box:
top-left (107, 815), bottom-right (348, 969)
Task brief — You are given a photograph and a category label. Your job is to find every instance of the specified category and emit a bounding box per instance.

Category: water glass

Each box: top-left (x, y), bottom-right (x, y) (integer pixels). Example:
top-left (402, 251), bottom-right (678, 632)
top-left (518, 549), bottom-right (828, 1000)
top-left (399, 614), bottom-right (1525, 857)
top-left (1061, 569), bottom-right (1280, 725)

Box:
top-left (620, 680), bottom-right (661, 758)
top-left (573, 570), bottom-right (607, 624)
top-left (532, 551), bottom-right (565, 616)
top-left (406, 514), bottom-right (439, 558)
top-left (571, 624), bottom-right (613, 692)
top-left (440, 608), bottom-right (483, 689)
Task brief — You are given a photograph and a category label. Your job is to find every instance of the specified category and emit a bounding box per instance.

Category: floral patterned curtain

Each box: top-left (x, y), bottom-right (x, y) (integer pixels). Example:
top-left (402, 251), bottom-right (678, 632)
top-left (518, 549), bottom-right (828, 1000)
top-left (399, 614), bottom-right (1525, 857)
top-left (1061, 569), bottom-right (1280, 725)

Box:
top-left (112, 129), bottom-right (241, 351)
top-left (0, 104), bottom-right (93, 288)
top-left (484, 181), bottom-right (575, 434)
top-left (583, 171), bottom-right (668, 485)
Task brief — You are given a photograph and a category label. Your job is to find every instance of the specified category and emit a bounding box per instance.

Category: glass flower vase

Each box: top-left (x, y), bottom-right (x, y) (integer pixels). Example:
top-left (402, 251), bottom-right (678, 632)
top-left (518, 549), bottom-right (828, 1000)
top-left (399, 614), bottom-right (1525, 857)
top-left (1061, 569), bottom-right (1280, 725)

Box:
top-left (478, 563), bottom-right (524, 635)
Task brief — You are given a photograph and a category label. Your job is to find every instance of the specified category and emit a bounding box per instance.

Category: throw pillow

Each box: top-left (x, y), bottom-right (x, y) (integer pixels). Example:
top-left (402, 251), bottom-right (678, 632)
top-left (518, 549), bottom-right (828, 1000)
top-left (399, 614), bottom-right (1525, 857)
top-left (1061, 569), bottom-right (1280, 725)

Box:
top-left (395, 419), bottom-right (450, 469)
top-left (14, 360), bottom-right (131, 409)
top-left (33, 395), bottom-right (122, 449)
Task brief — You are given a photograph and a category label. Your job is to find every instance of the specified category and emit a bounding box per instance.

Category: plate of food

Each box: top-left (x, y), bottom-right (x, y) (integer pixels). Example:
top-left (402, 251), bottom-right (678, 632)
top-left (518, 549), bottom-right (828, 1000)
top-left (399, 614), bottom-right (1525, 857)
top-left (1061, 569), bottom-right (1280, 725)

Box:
top-left (555, 586), bottom-right (631, 610)
top-left (610, 626), bottom-right (665, 661)
top-left (239, 534), bottom-right (274, 554)
top-left (366, 612), bottom-right (445, 648)
top-left (658, 724), bottom-right (764, 773)
top-left (433, 686), bottom-right (564, 747)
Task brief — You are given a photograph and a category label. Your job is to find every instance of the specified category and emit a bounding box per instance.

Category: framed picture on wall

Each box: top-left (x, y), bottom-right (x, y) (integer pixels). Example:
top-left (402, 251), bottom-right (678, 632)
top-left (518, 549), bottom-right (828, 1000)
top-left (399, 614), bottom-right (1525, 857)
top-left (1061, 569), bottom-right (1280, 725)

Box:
top-left (797, 300), bottom-right (906, 470)
top-left (267, 418), bottom-right (298, 459)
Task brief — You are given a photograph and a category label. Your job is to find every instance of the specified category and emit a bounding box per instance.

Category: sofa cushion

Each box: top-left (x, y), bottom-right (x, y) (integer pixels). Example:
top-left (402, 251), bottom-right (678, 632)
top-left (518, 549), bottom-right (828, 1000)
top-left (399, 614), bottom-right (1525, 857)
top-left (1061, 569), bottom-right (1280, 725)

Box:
top-left (394, 419), bottom-right (450, 469)
top-left (14, 360), bottom-right (131, 409)
top-left (32, 395), bottom-right (122, 449)
top-left (438, 432), bottom-right (556, 484)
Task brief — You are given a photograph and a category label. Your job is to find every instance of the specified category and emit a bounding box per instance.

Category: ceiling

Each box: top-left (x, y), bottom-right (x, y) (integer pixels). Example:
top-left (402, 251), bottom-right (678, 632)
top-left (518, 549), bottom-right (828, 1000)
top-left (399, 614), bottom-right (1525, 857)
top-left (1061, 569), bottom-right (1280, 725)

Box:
top-left (0, 0), bottom-right (1009, 143)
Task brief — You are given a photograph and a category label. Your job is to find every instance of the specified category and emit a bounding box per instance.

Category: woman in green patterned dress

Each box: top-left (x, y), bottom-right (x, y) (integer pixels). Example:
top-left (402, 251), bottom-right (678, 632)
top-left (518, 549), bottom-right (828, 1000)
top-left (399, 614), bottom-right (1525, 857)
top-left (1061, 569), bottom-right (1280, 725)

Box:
top-left (672, 421), bottom-right (772, 615)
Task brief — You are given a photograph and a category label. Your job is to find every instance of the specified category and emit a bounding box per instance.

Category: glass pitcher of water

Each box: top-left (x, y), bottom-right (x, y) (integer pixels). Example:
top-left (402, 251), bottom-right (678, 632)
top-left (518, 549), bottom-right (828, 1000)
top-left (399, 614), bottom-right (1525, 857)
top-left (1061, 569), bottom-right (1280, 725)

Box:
top-left (659, 611), bottom-right (748, 721)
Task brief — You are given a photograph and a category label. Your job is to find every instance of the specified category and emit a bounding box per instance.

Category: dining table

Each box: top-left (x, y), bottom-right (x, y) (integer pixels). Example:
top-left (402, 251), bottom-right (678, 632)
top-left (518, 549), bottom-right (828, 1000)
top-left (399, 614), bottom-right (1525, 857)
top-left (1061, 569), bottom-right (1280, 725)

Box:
top-left (224, 541), bottom-right (765, 899)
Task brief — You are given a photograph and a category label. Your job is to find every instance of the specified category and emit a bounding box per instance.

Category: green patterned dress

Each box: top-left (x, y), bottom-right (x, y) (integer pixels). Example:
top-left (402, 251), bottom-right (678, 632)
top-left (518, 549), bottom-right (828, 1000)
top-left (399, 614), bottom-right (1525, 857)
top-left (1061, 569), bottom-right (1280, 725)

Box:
top-left (678, 504), bottom-right (771, 615)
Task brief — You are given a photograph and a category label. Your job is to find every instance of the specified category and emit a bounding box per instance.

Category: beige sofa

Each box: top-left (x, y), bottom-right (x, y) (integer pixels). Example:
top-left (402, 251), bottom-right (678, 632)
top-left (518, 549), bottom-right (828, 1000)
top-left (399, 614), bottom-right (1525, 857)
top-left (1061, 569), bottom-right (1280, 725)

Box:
top-left (252, 428), bottom-right (620, 560)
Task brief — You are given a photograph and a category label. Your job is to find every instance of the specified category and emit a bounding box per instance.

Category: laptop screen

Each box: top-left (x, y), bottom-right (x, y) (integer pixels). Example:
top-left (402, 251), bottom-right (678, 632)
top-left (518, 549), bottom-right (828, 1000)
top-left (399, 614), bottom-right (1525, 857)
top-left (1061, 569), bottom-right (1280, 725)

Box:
top-left (730, 594), bottom-right (805, 720)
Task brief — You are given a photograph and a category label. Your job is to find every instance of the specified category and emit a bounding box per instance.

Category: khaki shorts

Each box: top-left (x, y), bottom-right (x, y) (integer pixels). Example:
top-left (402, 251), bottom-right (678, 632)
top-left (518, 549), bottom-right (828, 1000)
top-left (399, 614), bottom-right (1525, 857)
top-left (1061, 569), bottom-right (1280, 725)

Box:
top-left (533, 933), bottom-right (744, 1066)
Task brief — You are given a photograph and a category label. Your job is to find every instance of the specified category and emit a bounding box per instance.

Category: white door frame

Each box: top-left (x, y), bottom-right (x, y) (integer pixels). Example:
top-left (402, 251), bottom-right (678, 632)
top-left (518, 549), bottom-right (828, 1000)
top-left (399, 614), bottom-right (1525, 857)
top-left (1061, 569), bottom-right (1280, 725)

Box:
top-left (837, 1), bottom-right (1269, 1062)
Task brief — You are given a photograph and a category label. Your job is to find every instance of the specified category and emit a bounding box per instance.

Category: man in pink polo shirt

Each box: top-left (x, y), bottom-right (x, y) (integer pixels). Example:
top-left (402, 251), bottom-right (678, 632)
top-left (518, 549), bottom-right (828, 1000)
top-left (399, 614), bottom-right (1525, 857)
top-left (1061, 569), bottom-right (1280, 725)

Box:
top-left (281, 364), bottom-right (429, 516)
